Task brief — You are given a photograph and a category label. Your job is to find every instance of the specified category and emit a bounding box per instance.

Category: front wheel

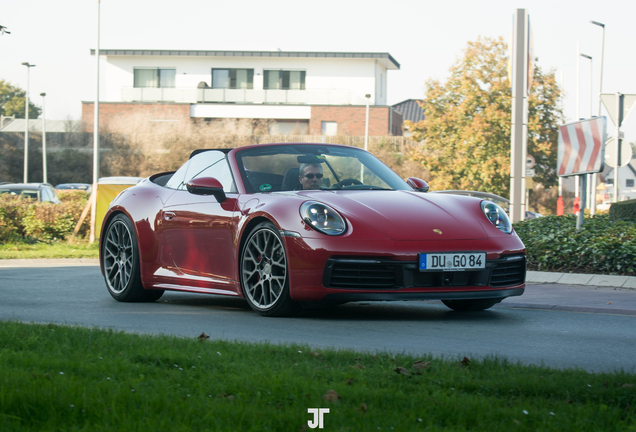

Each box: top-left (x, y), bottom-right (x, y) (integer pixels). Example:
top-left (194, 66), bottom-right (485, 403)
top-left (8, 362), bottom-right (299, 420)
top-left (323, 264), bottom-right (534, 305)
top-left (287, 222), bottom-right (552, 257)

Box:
top-left (102, 213), bottom-right (164, 302)
top-left (240, 221), bottom-right (297, 317)
top-left (441, 298), bottom-right (502, 311)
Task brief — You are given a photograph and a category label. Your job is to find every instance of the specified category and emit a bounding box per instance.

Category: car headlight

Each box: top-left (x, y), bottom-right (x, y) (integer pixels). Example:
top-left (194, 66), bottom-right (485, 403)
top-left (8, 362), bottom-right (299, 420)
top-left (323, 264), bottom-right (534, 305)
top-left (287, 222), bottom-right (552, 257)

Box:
top-left (300, 201), bottom-right (346, 236)
top-left (481, 200), bottom-right (512, 234)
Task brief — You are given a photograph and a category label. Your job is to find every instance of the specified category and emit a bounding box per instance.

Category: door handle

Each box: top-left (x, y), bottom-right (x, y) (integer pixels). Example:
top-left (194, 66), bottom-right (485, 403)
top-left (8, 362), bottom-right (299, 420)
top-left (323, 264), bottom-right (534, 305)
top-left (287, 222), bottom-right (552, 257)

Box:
top-left (164, 211), bottom-right (176, 221)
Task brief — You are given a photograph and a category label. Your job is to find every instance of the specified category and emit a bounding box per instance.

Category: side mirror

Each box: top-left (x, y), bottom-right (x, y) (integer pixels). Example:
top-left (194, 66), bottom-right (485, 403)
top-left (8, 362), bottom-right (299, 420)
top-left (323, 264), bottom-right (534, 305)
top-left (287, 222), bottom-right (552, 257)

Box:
top-left (186, 177), bottom-right (226, 202)
top-left (406, 177), bottom-right (429, 192)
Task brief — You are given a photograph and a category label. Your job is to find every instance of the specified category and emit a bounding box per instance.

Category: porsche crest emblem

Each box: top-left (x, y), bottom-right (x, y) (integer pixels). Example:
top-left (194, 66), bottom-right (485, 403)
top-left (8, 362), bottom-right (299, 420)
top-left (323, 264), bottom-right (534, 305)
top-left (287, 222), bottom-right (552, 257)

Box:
top-left (433, 229), bottom-right (443, 235)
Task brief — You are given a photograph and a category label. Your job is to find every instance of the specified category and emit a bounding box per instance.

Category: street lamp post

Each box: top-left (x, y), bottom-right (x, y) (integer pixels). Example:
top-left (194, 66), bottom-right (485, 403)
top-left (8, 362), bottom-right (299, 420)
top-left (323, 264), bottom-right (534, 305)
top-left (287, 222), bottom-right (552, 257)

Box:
top-left (580, 53), bottom-right (594, 213)
top-left (361, 94), bottom-right (371, 183)
top-left (90, 0), bottom-right (101, 243)
top-left (21, 62), bottom-right (36, 183)
top-left (40, 92), bottom-right (47, 184)
top-left (590, 21), bottom-right (605, 117)
top-left (364, 94), bottom-right (371, 151)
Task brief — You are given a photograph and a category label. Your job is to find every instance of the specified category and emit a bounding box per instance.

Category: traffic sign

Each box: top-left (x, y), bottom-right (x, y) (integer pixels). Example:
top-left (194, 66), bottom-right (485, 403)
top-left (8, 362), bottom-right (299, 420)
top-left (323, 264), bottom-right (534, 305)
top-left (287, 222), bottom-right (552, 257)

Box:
top-left (557, 117), bottom-right (607, 176)
top-left (526, 155), bottom-right (535, 169)
top-left (526, 168), bottom-right (535, 177)
top-left (600, 93), bottom-right (636, 126)
top-left (604, 138), bottom-right (633, 168)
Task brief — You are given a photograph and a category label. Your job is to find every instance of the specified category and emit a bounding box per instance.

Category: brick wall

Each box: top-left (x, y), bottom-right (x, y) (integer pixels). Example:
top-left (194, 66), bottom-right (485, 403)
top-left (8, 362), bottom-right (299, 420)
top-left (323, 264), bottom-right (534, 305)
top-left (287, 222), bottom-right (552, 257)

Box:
top-left (81, 102), bottom-right (191, 132)
top-left (309, 106), bottom-right (403, 136)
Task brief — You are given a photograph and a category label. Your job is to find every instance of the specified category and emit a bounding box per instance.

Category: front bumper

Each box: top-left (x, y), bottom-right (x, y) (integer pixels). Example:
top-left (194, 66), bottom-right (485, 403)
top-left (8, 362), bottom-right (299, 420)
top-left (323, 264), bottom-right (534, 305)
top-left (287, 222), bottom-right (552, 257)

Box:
top-left (284, 235), bottom-right (526, 302)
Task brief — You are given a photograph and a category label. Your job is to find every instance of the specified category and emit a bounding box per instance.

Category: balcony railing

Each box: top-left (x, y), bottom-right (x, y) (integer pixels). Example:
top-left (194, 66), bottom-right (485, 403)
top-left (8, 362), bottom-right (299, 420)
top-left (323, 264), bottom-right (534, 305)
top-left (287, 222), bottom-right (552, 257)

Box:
top-left (120, 87), bottom-right (369, 105)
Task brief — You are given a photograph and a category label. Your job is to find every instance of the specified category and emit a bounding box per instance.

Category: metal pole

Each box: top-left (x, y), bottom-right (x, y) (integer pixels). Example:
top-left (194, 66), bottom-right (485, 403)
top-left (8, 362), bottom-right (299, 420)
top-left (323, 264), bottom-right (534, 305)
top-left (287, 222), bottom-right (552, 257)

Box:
top-left (576, 174), bottom-right (587, 231)
top-left (364, 94), bottom-right (370, 151)
top-left (24, 67), bottom-right (29, 183)
top-left (590, 20), bottom-right (605, 116)
top-left (588, 57), bottom-right (593, 117)
top-left (574, 45), bottom-right (581, 213)
top-left (510, 9), bottom-right (529, 223)
top-left (576, 42), bottom-right (580, 120)
top-left (613, 93), bottom-right (624, 202)
top-left (40, 92), bottom-right (47, 184)
top-left (21, 62), bottom-right (35, 183)
top-left (90, 0), bottom-right (101, 243)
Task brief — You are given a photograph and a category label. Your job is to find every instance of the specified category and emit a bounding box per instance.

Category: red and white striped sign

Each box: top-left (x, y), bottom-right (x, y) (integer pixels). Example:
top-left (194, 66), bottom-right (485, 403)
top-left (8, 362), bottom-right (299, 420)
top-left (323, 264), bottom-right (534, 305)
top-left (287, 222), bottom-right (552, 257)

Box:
top-left (557, 117), bottom-right (606, 176)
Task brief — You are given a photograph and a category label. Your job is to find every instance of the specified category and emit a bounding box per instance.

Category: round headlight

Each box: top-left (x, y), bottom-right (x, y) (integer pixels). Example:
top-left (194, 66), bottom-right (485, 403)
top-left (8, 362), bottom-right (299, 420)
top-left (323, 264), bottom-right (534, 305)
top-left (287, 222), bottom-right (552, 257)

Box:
top-left (300, 201), bottom-right (346, 236)
top-left (481, 200), bottom-right (512, 234)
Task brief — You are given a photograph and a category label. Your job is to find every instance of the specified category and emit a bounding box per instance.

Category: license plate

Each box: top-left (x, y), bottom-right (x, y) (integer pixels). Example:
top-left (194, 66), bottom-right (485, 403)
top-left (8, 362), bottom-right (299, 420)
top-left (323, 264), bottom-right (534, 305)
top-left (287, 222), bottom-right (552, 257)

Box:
top-left (419, 252), bottom-right (485, 272)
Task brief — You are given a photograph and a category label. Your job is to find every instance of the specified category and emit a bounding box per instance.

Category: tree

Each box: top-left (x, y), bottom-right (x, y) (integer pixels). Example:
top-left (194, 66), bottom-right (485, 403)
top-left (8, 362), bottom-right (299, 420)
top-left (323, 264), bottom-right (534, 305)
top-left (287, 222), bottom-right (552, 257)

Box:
top-left (0, 79), bottom-right (41, 119)
top-left (407, 37), bottom-right (563, 198)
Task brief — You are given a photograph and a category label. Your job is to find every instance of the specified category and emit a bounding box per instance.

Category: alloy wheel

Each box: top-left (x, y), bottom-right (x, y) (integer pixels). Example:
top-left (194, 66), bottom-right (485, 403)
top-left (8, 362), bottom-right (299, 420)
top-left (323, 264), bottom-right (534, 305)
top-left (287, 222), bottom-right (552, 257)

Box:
top-left (103, 220), bottom-right (134, 294)
top-left (241, 227), bottom-right (287, 310)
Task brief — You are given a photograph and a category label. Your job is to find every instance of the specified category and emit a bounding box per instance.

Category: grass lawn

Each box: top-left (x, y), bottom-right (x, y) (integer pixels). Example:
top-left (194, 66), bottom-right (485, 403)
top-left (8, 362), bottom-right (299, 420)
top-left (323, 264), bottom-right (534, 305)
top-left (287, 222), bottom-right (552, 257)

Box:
top-left (0, 321), bottom-right (634, 431)
top-left (0, 241), bottom-right (99, 260)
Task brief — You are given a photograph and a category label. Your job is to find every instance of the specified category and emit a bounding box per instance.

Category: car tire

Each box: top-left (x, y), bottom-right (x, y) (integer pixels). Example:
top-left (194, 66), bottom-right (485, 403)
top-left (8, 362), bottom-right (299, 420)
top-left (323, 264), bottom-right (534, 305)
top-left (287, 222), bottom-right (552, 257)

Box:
top-left (441, 298), bottom-right (502, 311)
top-left (240, 221), bottom-right (297, 317)
top-left (102, 213), bottom-right (164, 302)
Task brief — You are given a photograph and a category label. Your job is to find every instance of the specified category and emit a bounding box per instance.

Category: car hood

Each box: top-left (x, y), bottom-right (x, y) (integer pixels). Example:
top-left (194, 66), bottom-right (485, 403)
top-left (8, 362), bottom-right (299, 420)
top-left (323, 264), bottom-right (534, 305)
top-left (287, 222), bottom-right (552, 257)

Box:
top-left (299, 190), bottom-right (489, 240)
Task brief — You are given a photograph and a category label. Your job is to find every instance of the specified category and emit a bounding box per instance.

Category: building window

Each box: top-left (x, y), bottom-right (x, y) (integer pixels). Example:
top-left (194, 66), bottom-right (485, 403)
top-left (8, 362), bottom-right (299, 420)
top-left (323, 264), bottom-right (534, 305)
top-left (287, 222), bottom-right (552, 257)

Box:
top-left (134, 68), bottom-right (176, 88)
top-left (627, 179), bottom-right (634, 188)
top-left (264, 70), bottom-right (306, 90)
top-left (268, 121), bottom-right (309, 135)
top-left (321, 121), bottom-right (337, 136)
top-left (212, 69), bottom-right (254, 89)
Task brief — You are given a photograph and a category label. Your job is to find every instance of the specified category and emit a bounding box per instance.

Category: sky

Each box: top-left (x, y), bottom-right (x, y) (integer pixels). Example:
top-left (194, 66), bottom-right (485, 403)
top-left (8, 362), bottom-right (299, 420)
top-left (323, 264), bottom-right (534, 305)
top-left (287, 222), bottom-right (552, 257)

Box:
top-left (1, 0), bottom-right (635, 142)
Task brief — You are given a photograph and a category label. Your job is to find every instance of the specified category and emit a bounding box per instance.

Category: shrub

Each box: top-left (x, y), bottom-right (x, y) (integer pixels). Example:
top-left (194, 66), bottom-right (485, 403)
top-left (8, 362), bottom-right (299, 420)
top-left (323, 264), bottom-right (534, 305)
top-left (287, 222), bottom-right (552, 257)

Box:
top-left (514, 215), bottom-right (636, 275)
top-left (609, 199), bottom-right (636, 222)
top-left (0, 192), bottom-right (90, 243)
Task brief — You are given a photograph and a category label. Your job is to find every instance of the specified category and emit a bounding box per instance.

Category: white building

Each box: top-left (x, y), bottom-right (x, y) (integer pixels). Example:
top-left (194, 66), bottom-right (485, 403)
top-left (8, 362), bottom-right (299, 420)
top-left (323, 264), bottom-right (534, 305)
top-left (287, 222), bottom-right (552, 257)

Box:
top-left (83, 49), bottom-right (403, 136)
top-left (603, 159), bottom-right (636, 202)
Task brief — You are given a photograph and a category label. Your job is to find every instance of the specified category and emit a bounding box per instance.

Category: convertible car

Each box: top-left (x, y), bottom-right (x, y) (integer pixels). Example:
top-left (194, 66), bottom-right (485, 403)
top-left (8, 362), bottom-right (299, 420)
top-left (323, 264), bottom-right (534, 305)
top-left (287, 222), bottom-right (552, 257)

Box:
top-left (99, 143), bottom-right (526, 316)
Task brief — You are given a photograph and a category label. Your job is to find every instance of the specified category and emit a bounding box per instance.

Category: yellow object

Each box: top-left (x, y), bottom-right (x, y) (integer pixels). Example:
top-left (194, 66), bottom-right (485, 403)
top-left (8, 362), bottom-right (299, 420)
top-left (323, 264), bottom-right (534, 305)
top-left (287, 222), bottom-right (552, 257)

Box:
top-left (525, 178), bottom-right (533, 190)
top-left (596, 182), bottom-right (607, 190)
top-left (95, 184), bottom-right (135, 239)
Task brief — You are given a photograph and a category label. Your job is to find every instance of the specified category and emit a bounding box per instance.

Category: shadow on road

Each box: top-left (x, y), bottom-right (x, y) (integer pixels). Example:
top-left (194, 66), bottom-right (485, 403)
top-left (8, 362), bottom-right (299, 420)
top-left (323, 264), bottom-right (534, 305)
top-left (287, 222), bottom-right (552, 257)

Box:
top-left (156, 293), bottom-right (518, 323)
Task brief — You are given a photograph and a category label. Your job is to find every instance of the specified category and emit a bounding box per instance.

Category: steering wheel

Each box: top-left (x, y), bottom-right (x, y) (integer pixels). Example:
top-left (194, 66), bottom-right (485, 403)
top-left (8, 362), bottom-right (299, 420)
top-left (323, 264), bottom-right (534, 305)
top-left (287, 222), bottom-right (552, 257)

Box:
top-left (334, 178), bottom-right (363, 188)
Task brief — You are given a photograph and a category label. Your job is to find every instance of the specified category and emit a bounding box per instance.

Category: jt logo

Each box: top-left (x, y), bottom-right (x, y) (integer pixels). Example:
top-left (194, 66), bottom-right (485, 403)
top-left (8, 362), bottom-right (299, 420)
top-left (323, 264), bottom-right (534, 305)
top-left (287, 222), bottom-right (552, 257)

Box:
top-left (307, 408), bottom-right (330, 429)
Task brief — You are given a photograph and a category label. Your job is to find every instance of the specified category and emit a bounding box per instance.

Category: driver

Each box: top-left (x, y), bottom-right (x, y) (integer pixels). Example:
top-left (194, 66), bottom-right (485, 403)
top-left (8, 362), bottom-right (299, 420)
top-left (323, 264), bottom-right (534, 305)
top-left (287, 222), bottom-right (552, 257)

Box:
top-left (298, 163), bottom-right (323, 190)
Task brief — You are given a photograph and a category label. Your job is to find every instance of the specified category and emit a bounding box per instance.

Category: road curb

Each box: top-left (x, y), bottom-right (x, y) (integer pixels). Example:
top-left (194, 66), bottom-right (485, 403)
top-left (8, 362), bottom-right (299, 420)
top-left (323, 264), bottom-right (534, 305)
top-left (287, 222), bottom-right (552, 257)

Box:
top-left (0, 258), bottom-right (100, 268)
top-left (527, 271), bottom-right (636, 290)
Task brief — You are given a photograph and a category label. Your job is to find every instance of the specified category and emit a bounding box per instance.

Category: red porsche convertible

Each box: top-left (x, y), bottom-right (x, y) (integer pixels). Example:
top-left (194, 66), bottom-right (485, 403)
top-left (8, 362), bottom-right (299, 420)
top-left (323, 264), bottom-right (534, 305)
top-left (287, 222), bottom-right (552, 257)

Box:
top-left (99, 143), bottom-right (526, 316)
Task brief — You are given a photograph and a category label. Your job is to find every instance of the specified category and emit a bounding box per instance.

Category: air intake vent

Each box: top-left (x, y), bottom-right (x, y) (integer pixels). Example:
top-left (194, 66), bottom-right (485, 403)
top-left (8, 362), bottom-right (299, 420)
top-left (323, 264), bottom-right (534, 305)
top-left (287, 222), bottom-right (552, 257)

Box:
top-left (490, 256), bottom-right (526, 287)
top-left (326, 260), bottom-right (396, 289)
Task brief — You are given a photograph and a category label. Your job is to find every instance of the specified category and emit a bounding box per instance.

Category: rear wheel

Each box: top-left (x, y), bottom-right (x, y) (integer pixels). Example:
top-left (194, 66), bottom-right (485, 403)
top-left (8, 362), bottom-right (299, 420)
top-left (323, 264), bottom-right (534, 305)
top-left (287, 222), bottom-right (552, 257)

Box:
top-left (240, 221), bottom-right (297, 316)
top-left (441, 298), bottom-right (502, 311)
top-left (102, 214), bottom-right (163, 302)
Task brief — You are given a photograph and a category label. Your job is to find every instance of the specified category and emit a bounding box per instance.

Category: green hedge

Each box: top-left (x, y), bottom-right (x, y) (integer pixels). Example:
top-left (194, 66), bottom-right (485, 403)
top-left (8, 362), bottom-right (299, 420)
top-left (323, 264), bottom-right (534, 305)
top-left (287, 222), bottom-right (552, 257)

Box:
top-left (609, 199), bottom-right (636, 222)
top-left (514, 215), bottom-right (636, 276)
top-left (0, 191), bottom-right (90, 242)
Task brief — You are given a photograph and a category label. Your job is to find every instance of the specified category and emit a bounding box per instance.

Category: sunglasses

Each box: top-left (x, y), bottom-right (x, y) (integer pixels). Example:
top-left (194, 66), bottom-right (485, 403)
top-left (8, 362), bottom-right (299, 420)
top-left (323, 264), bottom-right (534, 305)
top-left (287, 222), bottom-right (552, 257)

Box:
top-left (303, 173), bottom-right (323, 179)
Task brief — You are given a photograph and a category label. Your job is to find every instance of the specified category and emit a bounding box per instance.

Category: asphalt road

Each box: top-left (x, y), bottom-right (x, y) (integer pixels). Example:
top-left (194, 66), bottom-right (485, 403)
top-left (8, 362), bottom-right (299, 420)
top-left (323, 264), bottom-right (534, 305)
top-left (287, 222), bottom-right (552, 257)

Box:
top-left (1, 265), bottom-right (635, 373)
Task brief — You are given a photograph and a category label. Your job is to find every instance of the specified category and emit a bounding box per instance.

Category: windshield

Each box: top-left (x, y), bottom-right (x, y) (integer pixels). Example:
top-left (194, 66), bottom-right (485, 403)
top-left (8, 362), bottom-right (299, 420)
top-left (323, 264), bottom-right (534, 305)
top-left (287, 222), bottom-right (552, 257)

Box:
top-left (0, 188), bottom-right (40, 200)
top-left (236, 144), bottom-right (411, 193)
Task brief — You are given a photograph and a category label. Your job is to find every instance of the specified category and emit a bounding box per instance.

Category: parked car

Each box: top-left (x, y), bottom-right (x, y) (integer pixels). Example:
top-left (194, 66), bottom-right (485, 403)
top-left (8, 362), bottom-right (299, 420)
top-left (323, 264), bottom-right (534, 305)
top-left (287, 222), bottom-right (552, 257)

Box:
top-left (432, 190), bottom-right (543, 219)
top-left (55, 183), bottom-right (92, 194)
top-left (99, 143), bottom-right (526, 316)
top-left (0, 183), bottom-right (61, 204)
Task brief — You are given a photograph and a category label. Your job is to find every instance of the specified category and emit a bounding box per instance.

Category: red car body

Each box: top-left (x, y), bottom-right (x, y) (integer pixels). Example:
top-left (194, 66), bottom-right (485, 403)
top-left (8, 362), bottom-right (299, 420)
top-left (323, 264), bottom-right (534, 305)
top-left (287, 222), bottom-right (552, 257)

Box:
top-left (99, 143), bottom-right (525, 315)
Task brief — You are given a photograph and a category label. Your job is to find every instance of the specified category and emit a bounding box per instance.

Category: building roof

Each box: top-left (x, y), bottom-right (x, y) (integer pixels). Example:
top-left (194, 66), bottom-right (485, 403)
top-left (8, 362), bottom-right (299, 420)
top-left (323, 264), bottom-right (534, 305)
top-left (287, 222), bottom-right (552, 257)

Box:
top-left (0, 119), bottom-right (80, 133)
top-left (603, 158), bottom-right (636, 179)
top-left (91, 49), bottom-right (400, 70)
top-left (392, 99), bottom-right (424, 123)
